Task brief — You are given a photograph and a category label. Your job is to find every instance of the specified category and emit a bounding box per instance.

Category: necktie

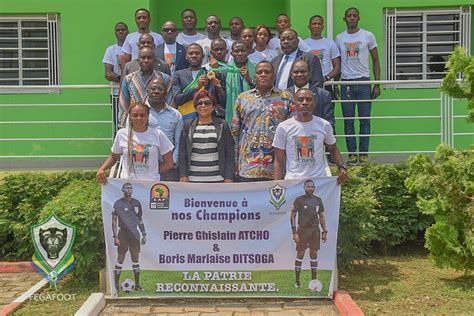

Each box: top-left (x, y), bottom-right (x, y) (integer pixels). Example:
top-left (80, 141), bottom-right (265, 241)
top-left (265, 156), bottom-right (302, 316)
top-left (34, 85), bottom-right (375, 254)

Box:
top-left (275, 55), bottom-right (289, 88)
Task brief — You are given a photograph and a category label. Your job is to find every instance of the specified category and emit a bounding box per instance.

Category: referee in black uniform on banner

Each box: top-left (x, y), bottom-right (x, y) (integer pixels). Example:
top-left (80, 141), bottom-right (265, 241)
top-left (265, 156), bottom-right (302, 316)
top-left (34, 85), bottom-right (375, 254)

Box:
top-left (291, 179), bottom-right (327, 288)
top-left (112, 182), bottom-right (147, 292)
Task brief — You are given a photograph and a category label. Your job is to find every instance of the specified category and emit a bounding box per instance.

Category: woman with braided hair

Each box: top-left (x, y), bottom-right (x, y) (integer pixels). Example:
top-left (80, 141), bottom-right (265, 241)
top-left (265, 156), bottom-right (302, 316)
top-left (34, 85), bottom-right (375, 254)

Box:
top-left (96, 102), bottom-right (174, 183)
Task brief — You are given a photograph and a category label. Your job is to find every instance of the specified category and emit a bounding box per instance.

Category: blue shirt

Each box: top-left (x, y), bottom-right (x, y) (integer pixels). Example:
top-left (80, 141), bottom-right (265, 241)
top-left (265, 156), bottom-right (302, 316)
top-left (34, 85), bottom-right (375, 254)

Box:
top-left (146, 100), bottom-right (183, 164)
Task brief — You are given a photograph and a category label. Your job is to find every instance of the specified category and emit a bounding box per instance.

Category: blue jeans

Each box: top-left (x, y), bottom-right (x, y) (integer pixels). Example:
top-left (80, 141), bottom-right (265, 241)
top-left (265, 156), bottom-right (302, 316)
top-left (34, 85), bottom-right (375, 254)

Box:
top-left (341, 77), bottom-right (372, 155)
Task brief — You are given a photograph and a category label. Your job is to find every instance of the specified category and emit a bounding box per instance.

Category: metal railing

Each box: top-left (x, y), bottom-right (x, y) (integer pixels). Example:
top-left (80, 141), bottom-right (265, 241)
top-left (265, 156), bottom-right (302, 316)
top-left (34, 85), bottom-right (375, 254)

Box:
top-left (324, 79), bottom-right (472, 155)
top-left (0, 80), bottom-right (472, 161)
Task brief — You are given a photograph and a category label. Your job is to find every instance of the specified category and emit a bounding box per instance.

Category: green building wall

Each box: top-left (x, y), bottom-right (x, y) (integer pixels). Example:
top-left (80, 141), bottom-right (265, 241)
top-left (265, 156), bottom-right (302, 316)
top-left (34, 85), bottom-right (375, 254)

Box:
top-left (0, 0), bottom-right (472, 163)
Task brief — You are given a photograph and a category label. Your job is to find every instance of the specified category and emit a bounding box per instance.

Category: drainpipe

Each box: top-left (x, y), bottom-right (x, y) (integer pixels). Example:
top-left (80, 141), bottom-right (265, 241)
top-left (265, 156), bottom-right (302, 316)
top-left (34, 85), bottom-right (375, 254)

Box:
top-left (327, 0), bottom-right (333, 39)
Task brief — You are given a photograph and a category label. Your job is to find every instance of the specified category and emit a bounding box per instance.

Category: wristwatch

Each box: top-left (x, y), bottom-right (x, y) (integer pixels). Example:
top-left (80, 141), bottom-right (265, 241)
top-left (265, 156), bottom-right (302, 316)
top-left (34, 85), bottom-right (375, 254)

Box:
top-left (337, 164), bottom-right (347, 171)
top-left (325, 76), bottom-right (331, 81)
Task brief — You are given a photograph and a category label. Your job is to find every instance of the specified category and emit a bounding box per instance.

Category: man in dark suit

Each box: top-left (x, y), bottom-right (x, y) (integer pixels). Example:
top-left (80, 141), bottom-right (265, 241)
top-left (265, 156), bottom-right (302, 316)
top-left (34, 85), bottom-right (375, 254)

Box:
top-left (288, 60), bottom-right (334, 131)
top-left (271, 29), bottom-right (323, 90)
top-left (171, 44), bottom-right (225, 121)
top-left (156, 21), bottom-right (188, 73)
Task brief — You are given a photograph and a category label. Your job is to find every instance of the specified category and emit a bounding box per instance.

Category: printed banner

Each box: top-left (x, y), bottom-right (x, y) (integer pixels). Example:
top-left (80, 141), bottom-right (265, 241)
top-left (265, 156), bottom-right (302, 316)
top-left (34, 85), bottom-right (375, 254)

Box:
top-left (101, 178), bottom-right (340, 298)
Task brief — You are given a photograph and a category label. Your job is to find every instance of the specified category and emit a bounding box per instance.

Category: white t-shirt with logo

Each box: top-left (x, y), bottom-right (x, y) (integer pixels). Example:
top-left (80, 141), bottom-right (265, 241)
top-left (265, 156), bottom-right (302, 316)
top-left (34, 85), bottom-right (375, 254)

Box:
top-left (164, 42), bottom-right (177, 73)
top-left (122, 31), bottom-right (164, 60)
top-left (304, 37), bottom-right (340, 77)
top-left (112, 127), bottom-right (174, 180)
top-left (102, 43), bottom-right (123, 95)
top-left (272, 116), bottom-right (336, 179)
top-left (335, 28), bottom-right (377, 79)
top-left (177, 32), bottom-right (206, 47)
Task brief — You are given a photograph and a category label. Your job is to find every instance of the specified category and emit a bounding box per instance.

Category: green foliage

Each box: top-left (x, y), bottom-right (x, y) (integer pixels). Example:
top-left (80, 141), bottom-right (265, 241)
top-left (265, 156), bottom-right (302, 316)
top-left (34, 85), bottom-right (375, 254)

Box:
top-left (406, 144), bottom-right (474, 272)
top-left (440, 46), bottom-right (474, 121)
top-left (358, 163), bottom-right (432, 252)
top-left (40, 179), bottom-right (104, 282)
top-left (338, 171), bottom-right (379, 269)
top-left (338, 163), bottom-right (429, 269)
top-left (0, 171), bottom-right (94, 260)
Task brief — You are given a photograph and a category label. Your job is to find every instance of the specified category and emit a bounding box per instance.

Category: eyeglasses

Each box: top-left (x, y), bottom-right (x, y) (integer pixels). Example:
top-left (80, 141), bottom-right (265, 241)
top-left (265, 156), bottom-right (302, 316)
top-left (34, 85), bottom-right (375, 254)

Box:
top-left (195, 100), bottom-right (213, 107)
top-left (163, 28), bottom-right (177, 33)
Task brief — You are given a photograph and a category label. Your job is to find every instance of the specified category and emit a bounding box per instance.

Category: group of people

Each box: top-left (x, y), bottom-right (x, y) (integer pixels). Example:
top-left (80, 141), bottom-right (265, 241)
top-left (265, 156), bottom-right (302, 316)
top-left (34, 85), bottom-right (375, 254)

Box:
top-left (101, 7), bottom-right (380, 178)
top-left (97, 7), bottom-right (383, 292)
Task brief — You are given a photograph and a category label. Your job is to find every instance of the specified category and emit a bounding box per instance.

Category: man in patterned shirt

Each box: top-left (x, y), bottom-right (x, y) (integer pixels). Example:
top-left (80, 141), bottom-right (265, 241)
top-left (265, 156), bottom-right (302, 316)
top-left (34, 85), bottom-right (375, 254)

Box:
top-left (112, 182), bottom-right (146, 292)
top-left (119, 47), bottom-right (168, 127)
top-left (291, 179), bottom-right (327, 288)
top-left (231, 61), bottom-right (293, 181)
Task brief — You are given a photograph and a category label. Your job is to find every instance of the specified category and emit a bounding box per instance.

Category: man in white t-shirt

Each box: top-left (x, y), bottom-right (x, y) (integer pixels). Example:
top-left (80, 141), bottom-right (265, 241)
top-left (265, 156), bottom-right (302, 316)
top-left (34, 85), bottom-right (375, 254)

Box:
top-left (176, 9), bottom-right (206, 47)
top-left (103, 22), bottom-right (129, 135)
top-left (304, 15), bottom-right (340, 98)
top-left (196, 15), bottom-right (223, 64)
top-left (120, 8), bottom-right (164, 67)
top-left (335, 7), bottom-right (381, 165)
top-left (273, 88), bottom-right (347, 185)
top-left (156, 21), bottom-right (188, 74)
top-left (267, 14), bottom-right (311, 53)
top-left (225, 17), bottom-right (244, 51)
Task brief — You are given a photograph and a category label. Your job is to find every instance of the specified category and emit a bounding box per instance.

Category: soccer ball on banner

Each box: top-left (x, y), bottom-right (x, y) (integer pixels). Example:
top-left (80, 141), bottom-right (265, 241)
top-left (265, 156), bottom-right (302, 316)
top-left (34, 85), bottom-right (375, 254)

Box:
top-left (308, 279), bottom-right (323, 292)
top-left (121, 279), bottom-right (135, 292)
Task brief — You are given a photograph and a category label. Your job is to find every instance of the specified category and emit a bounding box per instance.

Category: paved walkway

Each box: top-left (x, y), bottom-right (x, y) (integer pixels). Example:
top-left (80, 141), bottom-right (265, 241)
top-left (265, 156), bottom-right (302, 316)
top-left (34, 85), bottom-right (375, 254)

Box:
top-left (0, 272), bottom-right (42, 310)
top-left (100, 298), bottom-right (339, 315)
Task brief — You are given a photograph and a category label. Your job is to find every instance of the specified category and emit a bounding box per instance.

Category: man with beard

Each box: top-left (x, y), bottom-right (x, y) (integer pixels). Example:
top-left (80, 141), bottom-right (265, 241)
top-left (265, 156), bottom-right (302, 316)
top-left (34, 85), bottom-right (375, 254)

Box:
top-left (171, 44), bottom-right (225, 121)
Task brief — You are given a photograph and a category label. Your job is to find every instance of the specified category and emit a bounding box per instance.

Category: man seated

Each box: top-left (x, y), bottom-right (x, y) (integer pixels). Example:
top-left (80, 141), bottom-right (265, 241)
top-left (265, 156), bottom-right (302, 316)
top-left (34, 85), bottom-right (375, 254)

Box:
top-left (171, 44), bottom-right (225, 121)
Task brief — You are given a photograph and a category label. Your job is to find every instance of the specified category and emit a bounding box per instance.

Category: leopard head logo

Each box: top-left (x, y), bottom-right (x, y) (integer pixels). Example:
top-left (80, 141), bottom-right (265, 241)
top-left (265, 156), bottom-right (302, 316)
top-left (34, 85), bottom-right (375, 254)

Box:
top-left (39, 228), bottom-right (67, 259)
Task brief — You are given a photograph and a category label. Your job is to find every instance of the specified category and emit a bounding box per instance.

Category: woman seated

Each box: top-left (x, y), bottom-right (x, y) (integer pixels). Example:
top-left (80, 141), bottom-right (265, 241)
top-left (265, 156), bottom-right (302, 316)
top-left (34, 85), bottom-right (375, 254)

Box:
top-left (96, 102), bottom-right (174, 183)
top-left (179, 90), bottom-right (234, 183)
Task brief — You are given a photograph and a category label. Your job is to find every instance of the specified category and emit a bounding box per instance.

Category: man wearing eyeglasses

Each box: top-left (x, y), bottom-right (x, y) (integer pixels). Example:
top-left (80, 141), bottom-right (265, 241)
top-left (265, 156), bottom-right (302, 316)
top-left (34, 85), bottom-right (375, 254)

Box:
top-left (156, 21), bottom-right (189, 75)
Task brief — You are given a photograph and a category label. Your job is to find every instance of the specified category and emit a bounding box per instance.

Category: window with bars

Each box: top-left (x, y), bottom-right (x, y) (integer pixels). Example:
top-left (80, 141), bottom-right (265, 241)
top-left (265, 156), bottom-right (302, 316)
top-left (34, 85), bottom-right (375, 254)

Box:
top-left (0, 14), bottom-right (60, 92)
top-left (385, 7), bottom-right (471, 87)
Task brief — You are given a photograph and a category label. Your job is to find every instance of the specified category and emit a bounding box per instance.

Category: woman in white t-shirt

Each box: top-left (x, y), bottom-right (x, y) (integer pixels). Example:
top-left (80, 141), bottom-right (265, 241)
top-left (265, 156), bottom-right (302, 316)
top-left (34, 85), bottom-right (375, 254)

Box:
top-left (96, 102), bottom-right (174, 183)
top-left (248, 25), bottom-right (278, 64)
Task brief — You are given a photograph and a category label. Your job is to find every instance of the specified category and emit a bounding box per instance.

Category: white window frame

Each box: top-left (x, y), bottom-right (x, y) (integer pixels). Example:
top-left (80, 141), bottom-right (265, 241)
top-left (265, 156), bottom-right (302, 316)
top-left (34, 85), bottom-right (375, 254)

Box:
top-left (384, 6), bottom-right (471, 88)
top-left (0, 14), bottom-right (60, 94)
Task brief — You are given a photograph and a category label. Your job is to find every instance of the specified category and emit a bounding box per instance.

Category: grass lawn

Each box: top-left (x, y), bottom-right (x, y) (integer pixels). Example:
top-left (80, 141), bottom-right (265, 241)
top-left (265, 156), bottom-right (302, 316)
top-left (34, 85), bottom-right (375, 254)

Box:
top-left (339, 252), bottom-right (474, 315)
